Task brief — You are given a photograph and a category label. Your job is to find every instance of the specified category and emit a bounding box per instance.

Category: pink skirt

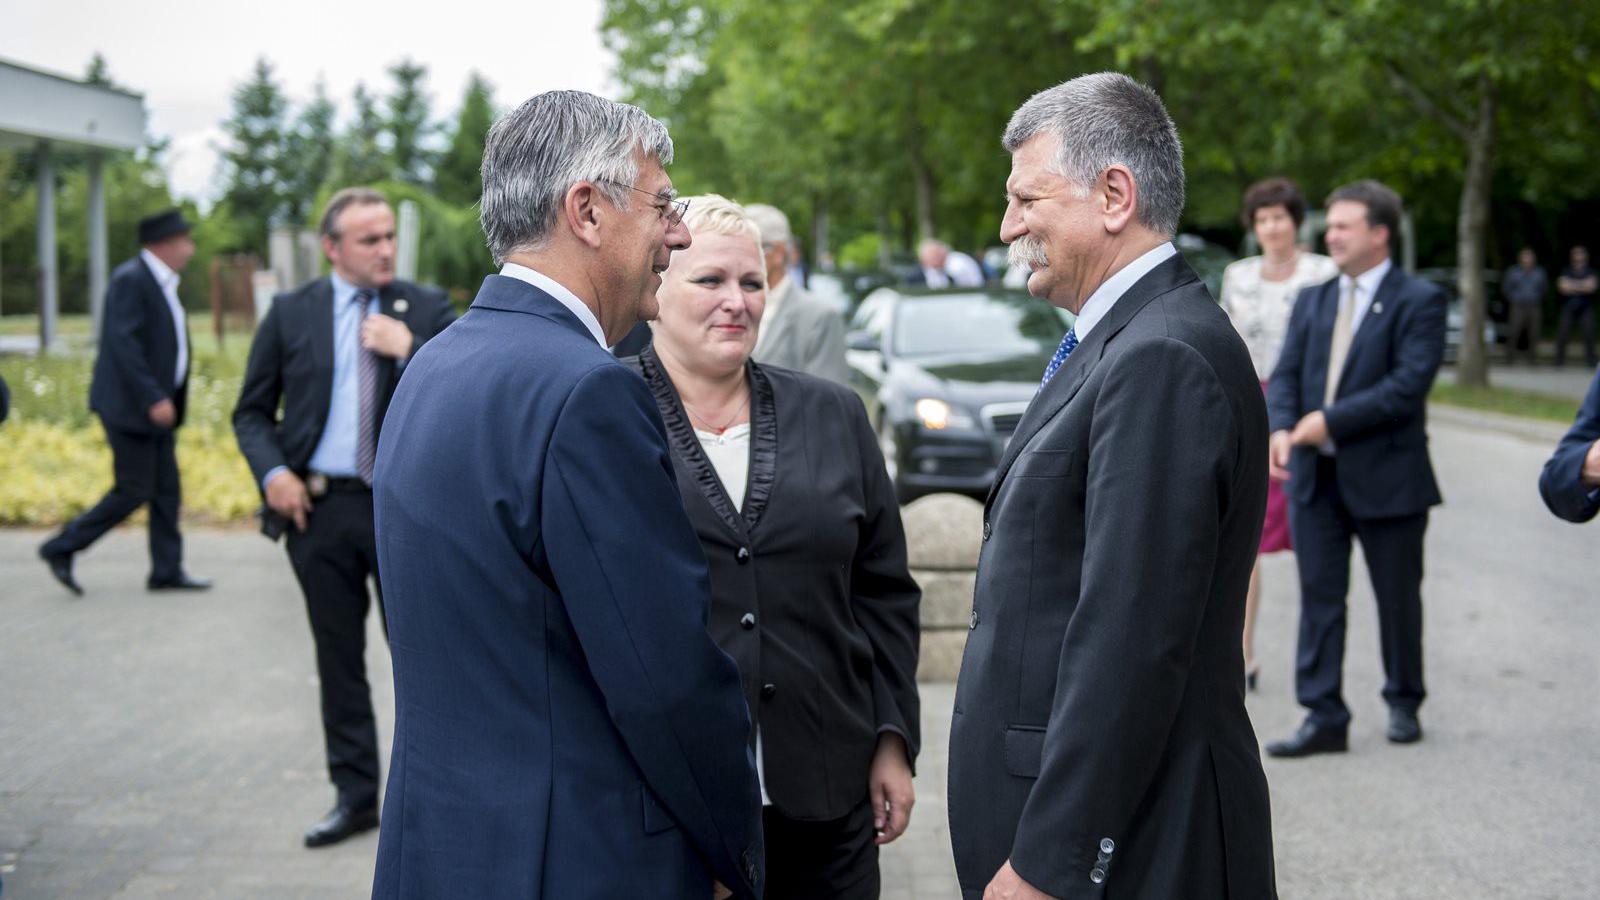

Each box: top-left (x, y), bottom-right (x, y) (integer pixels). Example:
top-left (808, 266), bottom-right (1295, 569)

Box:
top-left (1258, 381), bottom-right (1293, 555)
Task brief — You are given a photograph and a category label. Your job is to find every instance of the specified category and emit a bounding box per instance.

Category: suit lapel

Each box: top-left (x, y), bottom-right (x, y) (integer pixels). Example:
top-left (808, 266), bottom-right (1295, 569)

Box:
top-left (1306, 279), bottom-right (1340, 404)
top-left (984, 254), bottom-right (1198, 510)
top-left (1334, 267), bottom-right (1403, 397)
top-left (309, 278), bottom-right (337, 424)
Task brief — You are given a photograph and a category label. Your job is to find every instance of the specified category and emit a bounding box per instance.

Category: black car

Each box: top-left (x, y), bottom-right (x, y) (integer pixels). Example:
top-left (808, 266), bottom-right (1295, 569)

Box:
top-left (845, 286), bottom-right (1073, 502)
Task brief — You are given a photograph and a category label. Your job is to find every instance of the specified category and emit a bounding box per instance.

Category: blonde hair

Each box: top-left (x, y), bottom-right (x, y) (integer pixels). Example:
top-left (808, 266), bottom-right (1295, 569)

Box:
top-left (681, 194), bottom-right (764, 249)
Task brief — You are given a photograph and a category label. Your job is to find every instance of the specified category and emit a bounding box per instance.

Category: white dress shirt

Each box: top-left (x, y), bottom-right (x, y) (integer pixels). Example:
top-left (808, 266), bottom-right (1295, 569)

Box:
top-left (499, 263), bottom-right (607, 347)
top-left (140, 248), bottom-right (188, 386)
top-left (1343, 256), bottom-right (1393, 339)
top-left (1072, 242), bottom-right (1178, 340)
top-left (922, 250), bottom-right (986, 289)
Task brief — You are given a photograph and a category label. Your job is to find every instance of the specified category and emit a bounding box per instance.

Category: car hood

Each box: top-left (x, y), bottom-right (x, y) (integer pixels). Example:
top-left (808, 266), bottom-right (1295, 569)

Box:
top-left (890, 351), bottom-right (1051, 408)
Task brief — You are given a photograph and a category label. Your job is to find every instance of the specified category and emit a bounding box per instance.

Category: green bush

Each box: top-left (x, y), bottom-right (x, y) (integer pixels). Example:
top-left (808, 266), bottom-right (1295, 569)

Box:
top-left (0, 338), bottom-right (259, 526)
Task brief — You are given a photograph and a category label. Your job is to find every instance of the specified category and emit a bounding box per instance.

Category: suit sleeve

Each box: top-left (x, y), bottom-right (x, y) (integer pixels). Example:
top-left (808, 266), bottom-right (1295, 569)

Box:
top-left (1009, 339), bottom-right (1240, 899)
top-left (844, 389), bottom-right (922, 762)
top-left (1540, 370), bottom-right (1600, 523)
top-left (1266, 285), bottom-right (1313, 433)
top-left (540, 364), bottom-right (763, 900)
top-left (807, 309), bottom-right (849, 384)
top-left (1322, 285), bottom-right (1446, 443)
top-left (102, 272), bottom-right (168, 411)
top-left (231, 300), bottom-right (291, 489)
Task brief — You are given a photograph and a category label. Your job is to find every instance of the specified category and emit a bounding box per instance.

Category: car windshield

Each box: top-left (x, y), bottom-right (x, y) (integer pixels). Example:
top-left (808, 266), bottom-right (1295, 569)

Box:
top-left (892, 293), bottom-right (1071, 357)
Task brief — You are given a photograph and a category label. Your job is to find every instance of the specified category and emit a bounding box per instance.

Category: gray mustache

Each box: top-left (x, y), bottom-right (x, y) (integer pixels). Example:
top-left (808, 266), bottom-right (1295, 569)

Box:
top-left (1008, 237), bottom-right (1049, 269)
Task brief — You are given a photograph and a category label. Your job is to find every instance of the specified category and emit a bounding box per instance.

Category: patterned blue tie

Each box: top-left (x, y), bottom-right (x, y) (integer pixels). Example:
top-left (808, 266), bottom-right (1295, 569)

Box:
top-left (1040, 328), bottom-right (1079, 389)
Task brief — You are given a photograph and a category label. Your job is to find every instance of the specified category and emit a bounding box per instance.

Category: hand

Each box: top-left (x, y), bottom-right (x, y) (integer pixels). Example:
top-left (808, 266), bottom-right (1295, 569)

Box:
top-left (712, 880), bottom-right (732, 900)
top-left (1288, 410), bottom-right (1329, 447)
top-left (983, 860), bottom-right (1057, 900)
top-left (868, 732), bottom-right (914, 845)
top-left (361, 314), bottom-right (415, 360)
top-left (265, 470), bottom-right (314, 532)
top-left (1269, 430), bottom-right (1293, 482)
top-left (1583, 439), bottom-right (1600, 488)
top-left (148, 398), bottom-right (177, 428)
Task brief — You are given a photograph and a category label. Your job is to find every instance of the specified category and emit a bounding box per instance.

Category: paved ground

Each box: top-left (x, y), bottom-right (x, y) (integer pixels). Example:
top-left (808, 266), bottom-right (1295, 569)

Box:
top-left (2, 411), bottom-right (1598, 898)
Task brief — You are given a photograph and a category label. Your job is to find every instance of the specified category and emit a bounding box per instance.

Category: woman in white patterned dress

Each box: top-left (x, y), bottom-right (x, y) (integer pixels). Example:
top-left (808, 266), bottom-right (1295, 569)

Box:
top-left (1220, 177), bottom-right (1338, 690)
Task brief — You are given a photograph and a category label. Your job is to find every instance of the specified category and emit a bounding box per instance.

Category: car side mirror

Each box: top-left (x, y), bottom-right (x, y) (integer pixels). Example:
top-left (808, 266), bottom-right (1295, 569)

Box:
top-left (847, 331), bottom-right (881, 352)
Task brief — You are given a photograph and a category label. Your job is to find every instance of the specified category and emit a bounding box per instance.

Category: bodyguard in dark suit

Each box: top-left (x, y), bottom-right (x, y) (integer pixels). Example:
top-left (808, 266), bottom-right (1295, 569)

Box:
top-left (1265, 180), bottom-right (1446, 757)
top-left (371, 91), bottom-right (762, 899)
top-left (40, 210), bottom-right (209, 596)
top-left (1539, 367), bottom-right (1600, 522)
top-left (950, 74), bottom-right (1275, 900)
top-left (232, 188), bottom-right (454, 847)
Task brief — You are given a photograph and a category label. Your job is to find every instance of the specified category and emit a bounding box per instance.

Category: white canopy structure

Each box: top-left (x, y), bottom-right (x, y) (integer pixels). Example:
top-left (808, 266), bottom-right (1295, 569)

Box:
top-left (0, 56), bottom-right (148, 351)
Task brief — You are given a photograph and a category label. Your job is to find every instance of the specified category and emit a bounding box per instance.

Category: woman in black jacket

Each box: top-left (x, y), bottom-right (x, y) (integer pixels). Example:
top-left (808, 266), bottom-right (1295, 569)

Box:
top-left (626, 195), bottom-right (921, 899)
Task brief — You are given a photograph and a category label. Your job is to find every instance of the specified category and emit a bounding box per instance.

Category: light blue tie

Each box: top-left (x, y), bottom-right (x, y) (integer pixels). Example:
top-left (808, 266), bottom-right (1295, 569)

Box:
top-left (1040, 328), bottom-right (1079, 388)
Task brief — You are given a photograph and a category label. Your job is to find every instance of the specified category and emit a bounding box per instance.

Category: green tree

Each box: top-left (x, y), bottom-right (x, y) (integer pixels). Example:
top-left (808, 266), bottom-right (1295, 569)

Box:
top-left (218, 57), bottom-right (289, 253)
top-left (282, 79), bottom-right (337, 226)
top-left (386, 59), bottom-right (435, 185)
top-left (435, 72), bottom-right (495, 205)
top-left (334, 82), bottom-right (390, 187)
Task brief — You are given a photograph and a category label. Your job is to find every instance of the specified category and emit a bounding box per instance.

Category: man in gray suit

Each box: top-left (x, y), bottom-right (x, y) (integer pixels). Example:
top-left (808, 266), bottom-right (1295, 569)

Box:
top-left (745, 204), bottom-right (848, 382)
top-left (948, 73), bottom-right (1276, 899)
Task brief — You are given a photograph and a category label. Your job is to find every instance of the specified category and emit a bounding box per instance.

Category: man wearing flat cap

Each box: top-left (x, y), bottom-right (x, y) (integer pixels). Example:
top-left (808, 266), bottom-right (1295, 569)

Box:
top-left (40, 208), bottom-right (210, 596)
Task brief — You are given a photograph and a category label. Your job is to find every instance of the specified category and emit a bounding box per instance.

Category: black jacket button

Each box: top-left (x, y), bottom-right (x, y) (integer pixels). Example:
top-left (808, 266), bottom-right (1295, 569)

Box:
top-left (982, 521), bottom-right (992, 541)
top-left (736, 546), bottom-right (751, 563)
top-left (761, 683), bottom-right (777, 698)
top-left (740, 613), bottom-right (756, 629)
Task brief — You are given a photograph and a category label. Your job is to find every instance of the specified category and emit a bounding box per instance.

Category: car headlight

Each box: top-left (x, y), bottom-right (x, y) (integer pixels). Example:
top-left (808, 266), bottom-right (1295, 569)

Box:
top-left (915, 398), bottom-right (976, 431)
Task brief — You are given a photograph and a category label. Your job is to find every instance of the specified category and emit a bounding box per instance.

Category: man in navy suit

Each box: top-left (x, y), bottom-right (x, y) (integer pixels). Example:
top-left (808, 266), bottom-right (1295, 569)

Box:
top-left (40, 209), bottom-right (209, 596)
top-left (371, 91), bottom-right (763, 899)
top-left (1266, 180), bottom-right (1447, 757)
top-left (1539, 368), bottom-right (1600, 522)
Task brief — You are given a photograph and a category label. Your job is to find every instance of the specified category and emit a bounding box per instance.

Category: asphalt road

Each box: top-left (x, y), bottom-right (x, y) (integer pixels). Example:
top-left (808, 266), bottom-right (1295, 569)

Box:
top-left (0, 410), bottom-right (1595, 898)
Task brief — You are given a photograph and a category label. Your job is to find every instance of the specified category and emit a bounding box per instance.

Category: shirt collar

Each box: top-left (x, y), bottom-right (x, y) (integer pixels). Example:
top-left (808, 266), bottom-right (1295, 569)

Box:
top-left (499, 263), bottom-right (608, 347)
top-left (1072, 241), bottom-right (1177, 339)
top-left (1344, 256), bottom-right (1392, 299)
top-left (139, 248), bottom-right (179, 289)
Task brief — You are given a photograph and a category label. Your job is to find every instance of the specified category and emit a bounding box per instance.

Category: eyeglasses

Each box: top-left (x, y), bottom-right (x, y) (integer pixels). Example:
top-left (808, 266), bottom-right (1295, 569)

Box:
top-left (596, 179), bottom-right (690, 226)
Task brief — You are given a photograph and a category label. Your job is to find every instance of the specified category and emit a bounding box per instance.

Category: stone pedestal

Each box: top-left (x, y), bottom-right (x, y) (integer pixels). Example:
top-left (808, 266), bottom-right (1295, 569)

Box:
top-left (903, 494), bottom-right (984, 681)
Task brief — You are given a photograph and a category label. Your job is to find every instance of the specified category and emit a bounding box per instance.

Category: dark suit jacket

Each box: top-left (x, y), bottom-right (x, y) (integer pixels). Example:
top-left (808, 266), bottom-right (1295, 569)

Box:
top-left (370, 276), bottom-right (763, 899)
top-left (89, 256), bottom-right (189, 433)
top-left (949, 254), bottom-right (1276, 900)
top-left (231, 276), bottom-right (454, 489)
top-left (1267, 265), bottom-right (1446, 518)
top-left (628, 345), bottom-right (921, 821)
top-left (1539, 368), bottom-right (1600, 522)
top-left (0, 373), bottom-right (9, 425)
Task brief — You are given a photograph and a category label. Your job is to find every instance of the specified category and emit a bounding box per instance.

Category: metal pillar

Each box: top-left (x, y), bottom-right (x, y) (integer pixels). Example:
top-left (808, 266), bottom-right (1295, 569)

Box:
top-left (36, 141), bottom-right (58, 353)
top-left (88, 150), bottom-right (108, 342)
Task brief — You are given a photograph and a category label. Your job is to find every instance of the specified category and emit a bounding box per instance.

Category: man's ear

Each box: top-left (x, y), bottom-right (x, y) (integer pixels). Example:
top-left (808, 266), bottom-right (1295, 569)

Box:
top-left (564, 182), bottom-right (605, 250)
top-left (1101, 165), bottom-right (1139, 235)
top-left (321, 234), bottom-right (339, 265)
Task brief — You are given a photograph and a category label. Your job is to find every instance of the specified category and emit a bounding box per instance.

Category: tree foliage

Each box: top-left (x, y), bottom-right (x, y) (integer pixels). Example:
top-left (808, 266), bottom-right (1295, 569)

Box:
top-left (435, 72), bottom-right (496, 205)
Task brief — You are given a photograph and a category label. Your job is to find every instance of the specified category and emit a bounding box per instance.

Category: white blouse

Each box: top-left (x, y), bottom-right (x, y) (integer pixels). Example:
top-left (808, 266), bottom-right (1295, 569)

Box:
top-left (1220, 253), bottom-right (1340, 381)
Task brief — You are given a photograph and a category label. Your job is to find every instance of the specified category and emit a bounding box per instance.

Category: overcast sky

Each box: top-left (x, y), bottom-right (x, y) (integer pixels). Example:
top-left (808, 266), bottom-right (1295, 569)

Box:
top-left (0, 0), bottom-right (617, 202)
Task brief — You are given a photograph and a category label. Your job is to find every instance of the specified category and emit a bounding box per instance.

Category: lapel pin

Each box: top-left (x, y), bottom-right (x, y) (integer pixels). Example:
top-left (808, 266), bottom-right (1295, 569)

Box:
top-left (393, 299), bottom-right (410, 314)
top-left (1372, 301), bottom-right (1383, 314)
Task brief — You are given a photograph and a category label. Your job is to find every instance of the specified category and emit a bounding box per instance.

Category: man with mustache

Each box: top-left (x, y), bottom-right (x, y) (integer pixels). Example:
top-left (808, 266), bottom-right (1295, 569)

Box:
top-left (370, 91), bottom-right (763, 899)
top-left (949, 72), bottom-right (1276, 899)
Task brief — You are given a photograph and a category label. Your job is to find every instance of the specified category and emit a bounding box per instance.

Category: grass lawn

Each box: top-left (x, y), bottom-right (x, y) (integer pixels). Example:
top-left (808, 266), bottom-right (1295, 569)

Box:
top-left (1428, 381), bottom-right (1579, 424)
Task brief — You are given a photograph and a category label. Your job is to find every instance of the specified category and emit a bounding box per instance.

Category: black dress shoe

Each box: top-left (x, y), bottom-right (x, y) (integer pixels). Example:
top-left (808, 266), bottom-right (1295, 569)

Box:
top-left (40, 548), bottom-right (83, 596)
top-left (304, 804), bottom-right (378, 848)
top-left (147, 573), bottom-right (212, 591)
top-left (1265, 720), bottom-right (1348, 758)
top-left (1387, 708), bottom-right (1423, 744)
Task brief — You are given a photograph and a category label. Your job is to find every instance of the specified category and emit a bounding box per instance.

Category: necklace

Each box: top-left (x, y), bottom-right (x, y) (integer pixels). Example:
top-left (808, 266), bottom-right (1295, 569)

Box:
top-left (683, 390), bottom-right (751, 435)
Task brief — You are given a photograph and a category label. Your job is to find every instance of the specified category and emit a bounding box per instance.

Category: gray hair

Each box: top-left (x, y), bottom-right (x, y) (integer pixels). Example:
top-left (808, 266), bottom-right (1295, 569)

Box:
top-left (743, 204), bottom-right (792, 250)
top-left (479, 90), bottom-right (674, 263)
top-left (1003, 72), bottom-right (1185, 237)
top-left (320, 187), bottom-right (389, 239)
